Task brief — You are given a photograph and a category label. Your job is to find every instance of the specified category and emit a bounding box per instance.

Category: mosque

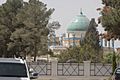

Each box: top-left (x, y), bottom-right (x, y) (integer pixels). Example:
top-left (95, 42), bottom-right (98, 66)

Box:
top-left (48, 11), bottom-right (117, 55)
top-left (63, 11), bottom-right (89, 47)
top-left (48, 11), bottom-right (90, 54)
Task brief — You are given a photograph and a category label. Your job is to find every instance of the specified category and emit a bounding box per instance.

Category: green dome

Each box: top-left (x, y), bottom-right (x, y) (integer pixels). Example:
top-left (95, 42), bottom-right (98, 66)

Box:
top-left (67, 12), bottom-right (90, 32)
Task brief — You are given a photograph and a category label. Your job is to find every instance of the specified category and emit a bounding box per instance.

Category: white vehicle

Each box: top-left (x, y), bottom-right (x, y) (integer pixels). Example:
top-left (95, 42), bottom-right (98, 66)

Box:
top-left (111, 67), bottom-right (120, 80)
top-left (0, 58), bottom-right (38, 80)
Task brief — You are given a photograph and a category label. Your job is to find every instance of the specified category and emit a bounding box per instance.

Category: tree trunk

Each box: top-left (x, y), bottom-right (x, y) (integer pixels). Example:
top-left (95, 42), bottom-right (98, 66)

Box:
top-left (33, 42), bottom-right (37, 61)
top-left (112, 52), bottom-right (117, 74)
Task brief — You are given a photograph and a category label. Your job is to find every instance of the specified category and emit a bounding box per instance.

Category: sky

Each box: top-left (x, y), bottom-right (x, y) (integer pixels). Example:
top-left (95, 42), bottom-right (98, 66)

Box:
top-left (42, 0), bottom-right (104, 34)
top-left (0, 0), bottom-right (120, 48)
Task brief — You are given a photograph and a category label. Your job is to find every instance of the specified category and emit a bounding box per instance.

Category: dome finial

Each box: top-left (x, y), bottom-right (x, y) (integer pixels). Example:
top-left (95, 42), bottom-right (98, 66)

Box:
top-left (80, 8), bottom-right (83, 15)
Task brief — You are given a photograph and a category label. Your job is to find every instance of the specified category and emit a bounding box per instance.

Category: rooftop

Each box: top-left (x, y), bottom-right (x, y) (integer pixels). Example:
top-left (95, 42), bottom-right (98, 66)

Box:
top-left (0, 58), bottom-right (25, 64)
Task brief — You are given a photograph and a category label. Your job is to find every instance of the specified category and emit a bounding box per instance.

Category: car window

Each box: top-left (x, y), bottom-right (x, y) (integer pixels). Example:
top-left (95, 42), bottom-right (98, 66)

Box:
top-left (115, 68), bottom-right (120, 75)
top-left (0, 62), bottom-right (27, 77)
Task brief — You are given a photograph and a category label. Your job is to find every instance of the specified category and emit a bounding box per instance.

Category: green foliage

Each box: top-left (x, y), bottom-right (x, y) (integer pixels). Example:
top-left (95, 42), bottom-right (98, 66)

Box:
top-left (101, 0), bottom-right (120, 38)
top-left (57, 47), bottom-right (82, 62)
top-left (102, 0), bottom-right (120, 9)
top-left (103, 53), bottom-right (113, 63)
top-left (0, 0), bottom-right (54, 59)
top-left (83, 18), bottom-right (102, 62)
top-left (11, 0), bottom-right (54, 60)
top-left (112, 52), bottom-right (117, 74)
top-left (47, 49), bottom-right (54, 57)
top-left (116, 54), bottom-right (120, 63)
top-left (0, 0), bottom-right (23, 57)
top-left (100, 0), bottom-right (120, 70)
top-left (103, 53), bottom-right (120, 63)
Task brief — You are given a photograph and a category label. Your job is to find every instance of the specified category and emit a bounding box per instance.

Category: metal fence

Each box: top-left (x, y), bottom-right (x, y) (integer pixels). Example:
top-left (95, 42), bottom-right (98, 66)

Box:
top-left (27, 61), bottom-right (112, 77)
top-left (27, 62), bottom-right (51, 76)
top-left (57, 63), bottom-right (84, 76)
top-left (90, 63), bottom-right (112, 76)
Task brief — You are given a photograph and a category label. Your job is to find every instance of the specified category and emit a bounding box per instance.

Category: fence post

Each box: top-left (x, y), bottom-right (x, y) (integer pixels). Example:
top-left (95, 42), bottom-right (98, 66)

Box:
top-left (83, 61), bottom-right (91, 77)
top-left (51, 58), bottom-right (58, 76)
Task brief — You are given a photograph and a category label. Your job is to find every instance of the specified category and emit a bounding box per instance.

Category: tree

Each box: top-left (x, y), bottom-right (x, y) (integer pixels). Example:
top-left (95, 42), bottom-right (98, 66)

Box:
top-left (47, 21), bottom-right (61, 33)
top-left (57, 47), bottom-right (82, 63)
top-left (98, 0), bottom-right (120, 39)
top-left (98, 0), bottom-right (119, 73)
top-left (83, 18), bottom-right (102, 62)
top-left (0, 0), bottom-right (54, 59)
top-left (10, 0), bottom-right (54, 60)
top-left (0, 0), bottom-right (23, 57)
top-left (47, 21), bottom-right (61, 46)
top-left (103, 53), bottom-right (113, 63)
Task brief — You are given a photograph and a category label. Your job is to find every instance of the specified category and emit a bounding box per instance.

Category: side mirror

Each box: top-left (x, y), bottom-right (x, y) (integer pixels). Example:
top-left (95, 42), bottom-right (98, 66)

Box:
top-left (29, 68), bottom-right (33, 73)
top-left (30, 72), bottom-right (38, 79)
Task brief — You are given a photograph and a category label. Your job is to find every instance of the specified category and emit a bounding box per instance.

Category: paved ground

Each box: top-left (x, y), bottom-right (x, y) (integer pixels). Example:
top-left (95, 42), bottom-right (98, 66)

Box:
top-left (31, 76), bottom-right (110, 80)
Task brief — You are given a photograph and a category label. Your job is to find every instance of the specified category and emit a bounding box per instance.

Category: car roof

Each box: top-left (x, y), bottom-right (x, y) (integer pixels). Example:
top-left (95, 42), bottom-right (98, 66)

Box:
top-left (0, 58), bottom-right (25, 64)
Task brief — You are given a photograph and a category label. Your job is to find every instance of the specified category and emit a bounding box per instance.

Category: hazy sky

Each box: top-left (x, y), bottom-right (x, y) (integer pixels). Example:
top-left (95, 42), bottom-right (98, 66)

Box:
top-left (0, 0), bottom-right (120, 48)
top-left (42, 0), bottom-right (104, 34)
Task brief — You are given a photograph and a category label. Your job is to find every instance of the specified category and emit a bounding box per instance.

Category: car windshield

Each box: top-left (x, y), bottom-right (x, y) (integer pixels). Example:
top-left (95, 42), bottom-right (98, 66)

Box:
top-left (0, 62), bottom-right (27, 77)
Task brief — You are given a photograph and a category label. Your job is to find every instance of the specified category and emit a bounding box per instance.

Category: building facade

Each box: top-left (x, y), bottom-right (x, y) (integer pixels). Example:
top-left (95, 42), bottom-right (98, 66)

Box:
top-left (48, 11), bottom-right (90, 54)
top-left (63, 11), bottom-right (90, 47)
